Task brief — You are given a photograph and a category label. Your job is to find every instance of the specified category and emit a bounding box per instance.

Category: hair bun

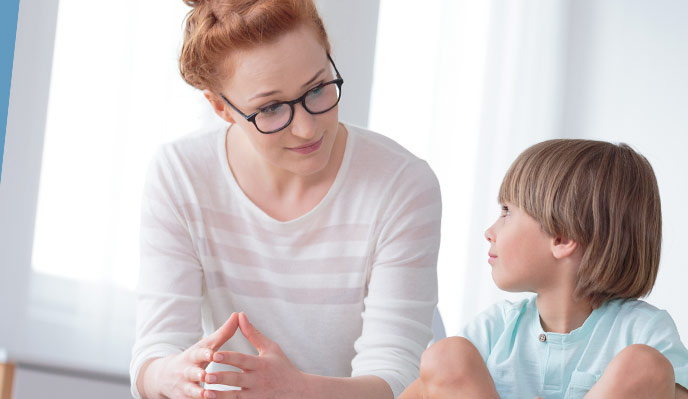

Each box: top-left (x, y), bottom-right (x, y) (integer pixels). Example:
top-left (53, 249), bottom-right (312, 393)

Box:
top-left (183, 0), bottom-right (206, 7)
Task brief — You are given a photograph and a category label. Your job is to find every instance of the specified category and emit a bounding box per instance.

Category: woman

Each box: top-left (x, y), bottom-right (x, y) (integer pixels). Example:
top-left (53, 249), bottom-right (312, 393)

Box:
top-left (130, 1), bottom-right (441, 398)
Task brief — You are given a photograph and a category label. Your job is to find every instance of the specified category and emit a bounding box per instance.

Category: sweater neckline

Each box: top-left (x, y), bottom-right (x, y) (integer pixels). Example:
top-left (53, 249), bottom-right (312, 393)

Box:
top-left (216, 123), bottom-right (355, 229)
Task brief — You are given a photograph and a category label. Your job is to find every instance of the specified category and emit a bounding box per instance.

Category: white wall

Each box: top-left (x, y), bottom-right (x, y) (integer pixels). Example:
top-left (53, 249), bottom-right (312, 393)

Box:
top-left (561, 0), bottom-right (688, 336)
top-left (317, 0), bottom-right (380, 127)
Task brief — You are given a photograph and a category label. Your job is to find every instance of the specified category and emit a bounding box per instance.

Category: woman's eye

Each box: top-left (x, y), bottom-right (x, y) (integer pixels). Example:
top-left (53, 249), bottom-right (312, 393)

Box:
top-left (260, 103), bottom-right (284, 115)
top-left (309, 86), bottom-right (323, 97)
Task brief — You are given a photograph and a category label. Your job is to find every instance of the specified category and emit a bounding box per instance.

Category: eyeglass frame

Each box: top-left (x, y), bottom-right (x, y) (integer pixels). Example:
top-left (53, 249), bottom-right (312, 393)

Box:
top-left (219, 53), bottom-right (344, 134)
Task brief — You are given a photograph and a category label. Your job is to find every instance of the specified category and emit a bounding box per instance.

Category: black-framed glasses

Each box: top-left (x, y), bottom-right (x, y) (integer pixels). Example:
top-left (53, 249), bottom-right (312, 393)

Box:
top-left (220, 53), bottom-right (344, 134)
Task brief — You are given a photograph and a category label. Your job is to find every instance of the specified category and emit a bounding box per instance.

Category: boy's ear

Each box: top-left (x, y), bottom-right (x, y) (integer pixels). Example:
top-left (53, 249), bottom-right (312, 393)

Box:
top-left (551, 235), bottom-right (579, 259)
top-left (203, 89), bottom-right (236, 124)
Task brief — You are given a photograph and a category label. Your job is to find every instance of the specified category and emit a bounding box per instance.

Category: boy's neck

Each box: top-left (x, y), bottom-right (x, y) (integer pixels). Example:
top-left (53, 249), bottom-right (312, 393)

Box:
top-left (536, 292), bottom-right (593, 334)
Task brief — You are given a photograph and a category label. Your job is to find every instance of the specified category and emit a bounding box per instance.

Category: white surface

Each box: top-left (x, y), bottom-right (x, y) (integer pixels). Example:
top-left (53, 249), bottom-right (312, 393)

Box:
top-left (12, 367), bottom-right (131, 399)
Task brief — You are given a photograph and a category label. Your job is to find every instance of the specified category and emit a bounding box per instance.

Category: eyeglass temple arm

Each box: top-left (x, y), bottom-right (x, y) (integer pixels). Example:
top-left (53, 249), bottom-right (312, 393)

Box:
top-left (327, 53), bottom-right (343, 81)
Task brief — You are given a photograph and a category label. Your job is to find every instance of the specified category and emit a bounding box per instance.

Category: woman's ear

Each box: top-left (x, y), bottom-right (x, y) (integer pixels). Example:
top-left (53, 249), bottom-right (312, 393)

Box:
top-left (203, 89), bottom-right (236, 124)
top-left (551, 235), bottom-right (579, 259)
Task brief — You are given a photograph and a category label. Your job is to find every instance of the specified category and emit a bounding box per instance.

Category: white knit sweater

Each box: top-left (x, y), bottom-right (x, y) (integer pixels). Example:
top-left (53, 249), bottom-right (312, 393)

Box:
top-left (130, 123), bottom-right (441, 398)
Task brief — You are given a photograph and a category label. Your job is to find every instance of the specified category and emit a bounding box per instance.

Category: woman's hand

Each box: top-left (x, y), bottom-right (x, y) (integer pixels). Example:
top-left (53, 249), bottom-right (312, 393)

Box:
top-left (139, 312), bottom-right (240, 399)
top-left (204, 312), bottom-right (310, 399)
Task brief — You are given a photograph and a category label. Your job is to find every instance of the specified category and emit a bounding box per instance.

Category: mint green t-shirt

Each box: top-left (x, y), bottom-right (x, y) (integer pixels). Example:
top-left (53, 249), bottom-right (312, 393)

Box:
top-left (458, 295), bottom-right (688, 399)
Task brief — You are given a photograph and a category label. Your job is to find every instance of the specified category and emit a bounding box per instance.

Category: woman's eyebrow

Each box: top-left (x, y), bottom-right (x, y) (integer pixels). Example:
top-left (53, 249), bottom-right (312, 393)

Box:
top-left (248, 69), bottom-right (326, 102)
top-left (249, 89), bottom-right (280, 102)
top-left (301, 68), bottom-right (325, 89)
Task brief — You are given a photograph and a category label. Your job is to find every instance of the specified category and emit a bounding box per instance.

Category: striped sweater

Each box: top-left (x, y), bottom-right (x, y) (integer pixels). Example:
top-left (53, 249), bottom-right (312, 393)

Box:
top-left (130, 123), bottom-right (441, 398)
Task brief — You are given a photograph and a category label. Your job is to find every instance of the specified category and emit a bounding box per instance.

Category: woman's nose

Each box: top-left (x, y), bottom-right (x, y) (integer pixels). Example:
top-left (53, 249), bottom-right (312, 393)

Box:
top-left (289, 104), bottom-right (317, 140)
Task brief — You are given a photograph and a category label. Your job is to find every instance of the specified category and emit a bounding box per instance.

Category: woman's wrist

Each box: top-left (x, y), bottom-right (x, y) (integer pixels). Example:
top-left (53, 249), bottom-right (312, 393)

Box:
top-left (137, 357), bottom-right (165, 399)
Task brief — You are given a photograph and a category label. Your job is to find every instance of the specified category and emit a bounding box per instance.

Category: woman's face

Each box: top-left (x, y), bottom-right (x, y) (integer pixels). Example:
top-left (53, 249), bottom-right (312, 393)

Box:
top-left (212, 24), bottom-right (341, 177)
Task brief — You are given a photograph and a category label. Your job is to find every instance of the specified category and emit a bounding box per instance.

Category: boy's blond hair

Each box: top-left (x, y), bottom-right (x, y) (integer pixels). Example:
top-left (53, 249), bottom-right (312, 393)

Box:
top-left (499, 139), bottom-right (662, 308)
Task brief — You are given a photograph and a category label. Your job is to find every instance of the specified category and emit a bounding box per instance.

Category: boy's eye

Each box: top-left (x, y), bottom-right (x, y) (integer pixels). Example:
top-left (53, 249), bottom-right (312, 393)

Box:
top-left (501, 206), bottom-right (511, 217)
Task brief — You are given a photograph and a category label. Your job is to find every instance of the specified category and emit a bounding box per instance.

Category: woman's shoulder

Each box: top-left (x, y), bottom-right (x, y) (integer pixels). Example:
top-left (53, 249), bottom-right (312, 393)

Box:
top-left (154, 124), bottom-right (226, 165)
top-left (344, 123), bottom-right (426, 167)
top-left (145, 124), bottom-right (228, 195)
top-left (343, 123), bottom-right (437, 183)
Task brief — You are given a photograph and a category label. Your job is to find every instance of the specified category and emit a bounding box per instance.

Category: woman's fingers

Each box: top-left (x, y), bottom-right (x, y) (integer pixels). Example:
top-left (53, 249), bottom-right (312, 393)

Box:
top-left (186, 312), bottom-right (239, 366)
top-left (188, 347), bottom-right (214, 364)
top-left (200, 312), bottom-right (240, 352)
top-left (212, 389), bottom-right (249, 399)
top-left (212, 351), bottom-right (260, 371)
top-left (182, 382), bottom-right (205, 398)
top-left (204, 370), bottom-right (250, 388)
top-left (238, 312), bottom-right (272, 354)
top-left (183, 366), bottom-right (207, 382)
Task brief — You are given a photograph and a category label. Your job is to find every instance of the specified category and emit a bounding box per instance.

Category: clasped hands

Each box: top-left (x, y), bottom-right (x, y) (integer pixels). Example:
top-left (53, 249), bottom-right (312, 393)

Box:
top-left (159, 312), bottom-right (308, 399)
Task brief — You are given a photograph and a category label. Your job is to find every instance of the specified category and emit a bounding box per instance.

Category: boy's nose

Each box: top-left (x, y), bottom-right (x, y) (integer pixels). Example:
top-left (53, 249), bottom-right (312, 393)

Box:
top-left (485, 224), bottom-right (495, 243)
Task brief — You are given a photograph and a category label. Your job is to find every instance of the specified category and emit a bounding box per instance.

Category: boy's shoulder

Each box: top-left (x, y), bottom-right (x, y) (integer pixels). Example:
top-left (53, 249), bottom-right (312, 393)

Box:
top-left (602, 298), bottom-right (666, 321)
top-left (500, 294), bottom-right (537, 317)
top-left (595, 298), bottom-right (676, 337)
top-left (471, 295), bottom-right (535, 325)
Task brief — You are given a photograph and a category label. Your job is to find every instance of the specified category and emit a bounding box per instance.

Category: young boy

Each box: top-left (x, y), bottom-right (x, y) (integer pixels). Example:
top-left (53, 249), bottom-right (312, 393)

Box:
top-left (400, 139), bottom-right (688, 398)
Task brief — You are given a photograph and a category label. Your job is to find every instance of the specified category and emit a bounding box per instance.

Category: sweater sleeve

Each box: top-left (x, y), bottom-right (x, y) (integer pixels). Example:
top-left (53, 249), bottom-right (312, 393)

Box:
top-left (350, 160), bottom-right (442, 398)
top-left (129, 146), bottom-right (205, 399)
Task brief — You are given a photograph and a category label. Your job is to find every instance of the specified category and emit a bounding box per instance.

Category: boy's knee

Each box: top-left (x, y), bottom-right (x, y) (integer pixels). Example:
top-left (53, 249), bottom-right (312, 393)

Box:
top-left (419, 337), bottom-right (482, 387)
top-left (607, 344), bottom-right (674, 389)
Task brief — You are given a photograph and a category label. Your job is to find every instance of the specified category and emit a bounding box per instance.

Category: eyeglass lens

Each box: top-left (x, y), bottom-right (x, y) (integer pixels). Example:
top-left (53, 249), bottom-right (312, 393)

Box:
top-left (254, 81), bottom-right (341, 133)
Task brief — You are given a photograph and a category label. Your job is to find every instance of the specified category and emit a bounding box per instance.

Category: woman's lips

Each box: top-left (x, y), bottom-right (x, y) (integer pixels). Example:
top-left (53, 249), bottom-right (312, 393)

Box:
top-left (288, 136), bottom-right (323, 154)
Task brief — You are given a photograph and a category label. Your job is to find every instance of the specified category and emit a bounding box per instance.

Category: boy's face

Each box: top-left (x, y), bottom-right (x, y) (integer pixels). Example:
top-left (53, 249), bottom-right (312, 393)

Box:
top-left (484, 202), bottom-right (557, 293)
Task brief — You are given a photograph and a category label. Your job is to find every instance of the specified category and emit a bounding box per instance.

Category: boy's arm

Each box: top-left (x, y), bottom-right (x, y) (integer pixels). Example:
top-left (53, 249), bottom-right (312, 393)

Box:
top-left (677, 383), bottom-right (688, 399)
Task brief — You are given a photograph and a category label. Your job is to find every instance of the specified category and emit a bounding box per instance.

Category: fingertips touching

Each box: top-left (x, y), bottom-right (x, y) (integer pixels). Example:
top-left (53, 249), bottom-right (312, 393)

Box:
top-left (205, 312), bottom-right (240, 351)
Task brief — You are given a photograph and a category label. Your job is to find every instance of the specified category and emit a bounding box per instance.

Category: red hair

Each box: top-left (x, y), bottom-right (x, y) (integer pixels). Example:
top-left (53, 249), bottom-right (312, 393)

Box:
top-left (180, 0), bottom-right (331, 90)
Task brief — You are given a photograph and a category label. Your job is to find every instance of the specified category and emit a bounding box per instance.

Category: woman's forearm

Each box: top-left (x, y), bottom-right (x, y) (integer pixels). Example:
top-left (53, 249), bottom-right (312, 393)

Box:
top-left (302, 374), bottom-right (394, 399)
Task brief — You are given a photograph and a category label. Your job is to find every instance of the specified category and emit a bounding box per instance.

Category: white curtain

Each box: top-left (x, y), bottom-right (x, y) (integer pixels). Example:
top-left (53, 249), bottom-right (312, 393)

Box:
top-left (22, 0), bottom-right (224, 373)
top-left (370, 0), bottom-right (571, 334)
top-left (371, 0), bottom-right (688, 338)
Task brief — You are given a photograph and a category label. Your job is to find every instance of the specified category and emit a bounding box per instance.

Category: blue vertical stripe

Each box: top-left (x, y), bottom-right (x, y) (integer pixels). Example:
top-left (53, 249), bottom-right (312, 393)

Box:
top-left (0, 0), bottom-right (21, 184)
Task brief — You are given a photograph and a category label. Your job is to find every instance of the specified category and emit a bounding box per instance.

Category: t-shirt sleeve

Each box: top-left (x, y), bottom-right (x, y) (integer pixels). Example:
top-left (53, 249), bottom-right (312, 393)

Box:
top-left (129, 146), bottom-right (204, 399)
top-left (638, 310), bottom-right (688, 389)
top-left (350, 160), bottom-right (442, 398)
top-left (456, 301), bottom-right (513, 363)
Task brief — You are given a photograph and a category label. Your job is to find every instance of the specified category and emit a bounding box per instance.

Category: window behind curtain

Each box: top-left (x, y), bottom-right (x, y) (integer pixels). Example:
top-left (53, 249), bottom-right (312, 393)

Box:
top-left (25, 0), bottom-right (224, 374)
